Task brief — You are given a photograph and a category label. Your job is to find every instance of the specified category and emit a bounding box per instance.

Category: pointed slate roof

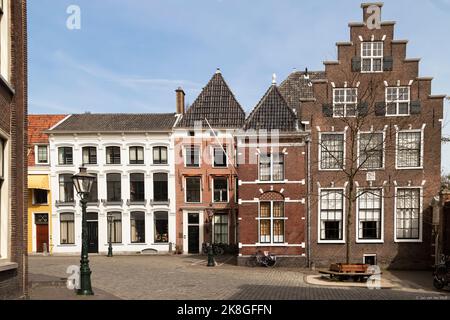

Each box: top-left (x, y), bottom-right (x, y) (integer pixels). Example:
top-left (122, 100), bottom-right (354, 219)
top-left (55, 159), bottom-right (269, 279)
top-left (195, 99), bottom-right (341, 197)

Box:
top-left (244, 84), bottom-right (300, 132)
top-left (279, 70), bottom-right (326, 111)
top-left (177, 71), bottom-right (246, 128)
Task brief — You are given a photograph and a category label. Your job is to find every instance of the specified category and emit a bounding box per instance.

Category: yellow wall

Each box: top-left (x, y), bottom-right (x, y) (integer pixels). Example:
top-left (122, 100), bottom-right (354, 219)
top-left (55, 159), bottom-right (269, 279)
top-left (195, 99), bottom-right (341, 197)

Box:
top-left (27, 174), bottom-right (53, 254)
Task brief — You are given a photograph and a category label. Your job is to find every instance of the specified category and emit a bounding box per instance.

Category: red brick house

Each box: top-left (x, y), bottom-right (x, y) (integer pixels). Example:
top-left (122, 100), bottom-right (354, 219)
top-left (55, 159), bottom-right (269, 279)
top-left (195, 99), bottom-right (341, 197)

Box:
top-left (295, 3), bottom-right (445, 269)
top-left (0, 0), bottom-right (28, 299)
top-left (174, 70), bottom-right (245, 254)
top-left (236, 79), bottom-right (308, 266)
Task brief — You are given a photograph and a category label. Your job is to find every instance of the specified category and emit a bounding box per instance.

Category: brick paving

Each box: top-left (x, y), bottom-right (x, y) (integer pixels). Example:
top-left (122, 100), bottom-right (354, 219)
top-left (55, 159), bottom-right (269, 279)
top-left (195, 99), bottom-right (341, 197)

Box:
top-left (28, 255), bottom-right (450, 300)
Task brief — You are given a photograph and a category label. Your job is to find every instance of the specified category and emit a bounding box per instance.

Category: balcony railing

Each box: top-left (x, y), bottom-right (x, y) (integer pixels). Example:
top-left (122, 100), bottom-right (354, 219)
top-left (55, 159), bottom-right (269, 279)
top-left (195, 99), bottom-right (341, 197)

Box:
top-left (126, 199), bottom-right (147, 206)
top-left (150, 198), bottom-right (170, 206)
top-left (101, 199), bottom-right (123, 206)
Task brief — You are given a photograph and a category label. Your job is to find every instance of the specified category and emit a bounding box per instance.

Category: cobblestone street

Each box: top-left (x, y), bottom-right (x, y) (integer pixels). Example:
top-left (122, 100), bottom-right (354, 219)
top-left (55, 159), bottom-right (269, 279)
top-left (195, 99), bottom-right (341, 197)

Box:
top-left (28, 255), bottom-right (450, 300)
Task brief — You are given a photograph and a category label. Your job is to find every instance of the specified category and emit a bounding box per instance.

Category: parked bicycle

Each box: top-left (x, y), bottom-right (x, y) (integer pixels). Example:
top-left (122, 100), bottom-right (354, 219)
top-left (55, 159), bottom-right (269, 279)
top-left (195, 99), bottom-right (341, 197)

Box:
top-left (433, 254), bottom-right (450, 290)
top-left (246, 250), bottom-right (277, 268)
top-left (202, 243), bottom-right (225, 256)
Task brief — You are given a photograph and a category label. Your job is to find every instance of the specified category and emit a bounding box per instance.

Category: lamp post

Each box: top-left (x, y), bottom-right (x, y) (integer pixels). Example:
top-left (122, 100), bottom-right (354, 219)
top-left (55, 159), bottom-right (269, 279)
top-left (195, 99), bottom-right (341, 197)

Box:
top-left (72, 167), bottom-right (96, 296)
top-left (207, 210), bottom-right (216, 267)
top-left (107, 214), bottom-right (113, 257)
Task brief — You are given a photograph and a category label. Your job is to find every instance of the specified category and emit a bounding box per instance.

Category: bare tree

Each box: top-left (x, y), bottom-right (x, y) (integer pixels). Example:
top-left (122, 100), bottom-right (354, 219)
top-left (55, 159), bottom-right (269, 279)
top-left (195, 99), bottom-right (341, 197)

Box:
top-left (311, 69), bottom-right (425, 264)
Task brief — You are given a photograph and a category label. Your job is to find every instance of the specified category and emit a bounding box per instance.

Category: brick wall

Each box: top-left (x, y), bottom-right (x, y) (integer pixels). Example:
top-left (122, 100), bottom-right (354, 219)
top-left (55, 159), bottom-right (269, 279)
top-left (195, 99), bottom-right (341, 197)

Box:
top-left (0, 0), bottom-right (28, 299)
top-left (300, 4), bottom-right (443, 269)
top-left (237, 136), bottom-right (307, 262)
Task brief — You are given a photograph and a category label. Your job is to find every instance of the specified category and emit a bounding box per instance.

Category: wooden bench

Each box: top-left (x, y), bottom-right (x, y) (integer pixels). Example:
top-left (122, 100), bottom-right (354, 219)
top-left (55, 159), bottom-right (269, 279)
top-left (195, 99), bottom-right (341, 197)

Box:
top-left (318, 269), bottom-right (382, 282)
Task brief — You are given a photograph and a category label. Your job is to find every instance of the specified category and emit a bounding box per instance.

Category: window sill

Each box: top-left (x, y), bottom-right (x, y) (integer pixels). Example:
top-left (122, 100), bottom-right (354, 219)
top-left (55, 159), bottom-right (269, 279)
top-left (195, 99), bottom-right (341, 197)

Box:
top-left (318, 240), bottom-right (346, 244)
top-left (55, 202), bottom-right (76, 207)
top-left (356, 240), bottom-right (384, 244)
top-left (58, 244), bottom-right (76, 247)
top-left (0, 262), bottom-right (19, 272)
top-left (396, 167), bottom-right (423, 171)
top-left (394, 239), bottom-right (423, 243)
top-left (152, 243), bottom-right (169, 246)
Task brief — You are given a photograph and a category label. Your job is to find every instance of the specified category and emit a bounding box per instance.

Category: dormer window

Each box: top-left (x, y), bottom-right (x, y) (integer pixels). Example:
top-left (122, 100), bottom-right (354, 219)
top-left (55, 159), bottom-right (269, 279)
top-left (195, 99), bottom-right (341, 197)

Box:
top-left (361, 42), bottom-right (383, 73)
top-left (386, 87), bottom-right (410, 116)
top-left (333, 88), bottom-right (357, 117)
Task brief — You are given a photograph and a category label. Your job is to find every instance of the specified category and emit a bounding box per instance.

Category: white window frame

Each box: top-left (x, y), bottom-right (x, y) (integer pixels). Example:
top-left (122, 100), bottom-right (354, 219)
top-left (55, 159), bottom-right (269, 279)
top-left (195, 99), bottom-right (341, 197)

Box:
top-left (257, 201), bottom-right (287, 245)
top-left (318, 188), bottom-right (346, 244)
top-left (394, 186), bottom-right (423, 243)
top-left (57, 146), bottom-right (74, 166)
top-left (356, 188), bottom-right (384, 244)
top-left (318, 132), bottom-right (346, 171)
top-left (184, 176), bottom-right (202, 204)
top-left (257, 153), bottom-right (285, 183)
top-left (361, 41), bottom-right (384, 73)
top-left (105, 145), bottom-right (122, 165)
top-left (363, 254), bottom-right (378, 266)
top-left (385, 87), bottom-right (411, 116)
top-left (332, 88), bottom-right (358, 118)
top-left (0, 135), bottom-right (9, 259)
top-left (184, 145), bottom-right (201, 168)
top-left (212, 145), bottom-right (228, 168)
top-left (212, 213), bottom-right (229, 244)
top-left (35, 145), bottom-right (49, 165)
top-left (152, 145), bottom-right (168, 165)
top-left (395, 128), bottom-right (424, 170)
top-left (357, 131), bottom-right (385, 170)
top-left (81, 146), bottom-right (98, 165)
top-left (212, 177), bottom-right (229, 203)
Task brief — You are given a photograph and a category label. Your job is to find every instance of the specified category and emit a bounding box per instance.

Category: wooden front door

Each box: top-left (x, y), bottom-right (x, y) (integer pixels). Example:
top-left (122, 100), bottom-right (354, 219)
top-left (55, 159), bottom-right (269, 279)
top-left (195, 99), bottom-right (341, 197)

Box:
top-left (35, 214), bottom-right (49, 253)
top-left (188, 226), bottom-right (200, 254)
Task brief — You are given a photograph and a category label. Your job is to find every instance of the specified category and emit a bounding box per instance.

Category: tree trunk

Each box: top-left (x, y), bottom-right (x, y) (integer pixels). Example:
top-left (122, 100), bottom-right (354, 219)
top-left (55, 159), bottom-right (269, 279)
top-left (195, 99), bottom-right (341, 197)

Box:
top-left (346, 181), bottom-right (354, 264)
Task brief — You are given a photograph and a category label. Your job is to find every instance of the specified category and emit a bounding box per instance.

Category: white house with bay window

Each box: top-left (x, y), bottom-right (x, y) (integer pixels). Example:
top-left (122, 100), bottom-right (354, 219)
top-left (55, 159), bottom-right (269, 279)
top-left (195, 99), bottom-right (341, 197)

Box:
top-left (46, 113), bottom-right (178, 255)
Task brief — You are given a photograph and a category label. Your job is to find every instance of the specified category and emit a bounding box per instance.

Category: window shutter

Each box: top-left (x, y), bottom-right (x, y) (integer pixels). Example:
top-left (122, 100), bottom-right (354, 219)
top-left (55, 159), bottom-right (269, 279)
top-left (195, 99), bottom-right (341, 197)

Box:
top-left (410, 101), bottom-right (421, 115)
top-left (383, 56), bottom-right (393, 71)
top-left (322, 104), bottom-right (333, 117)
top-left (351, 57), bottom-right (361, 72)
top-left (375, 102), bottom-right (386, 116)
top-left (357, 102), bottom-right (368, 117)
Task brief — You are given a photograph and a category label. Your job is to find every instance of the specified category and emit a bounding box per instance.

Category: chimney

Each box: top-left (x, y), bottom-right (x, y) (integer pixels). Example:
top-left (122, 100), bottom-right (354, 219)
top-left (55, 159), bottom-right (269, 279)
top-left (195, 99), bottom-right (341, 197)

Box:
top-left (176, 87), bottom-right (185, 115)
top-left (361, 2), bottom-right (383, 25)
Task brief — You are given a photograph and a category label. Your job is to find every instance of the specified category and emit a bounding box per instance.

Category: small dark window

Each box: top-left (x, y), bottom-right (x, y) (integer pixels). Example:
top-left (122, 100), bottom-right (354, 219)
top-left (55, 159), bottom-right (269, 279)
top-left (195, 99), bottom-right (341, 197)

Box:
top-left (186, 177), bottom-right (201, 203)
top-left (59, 174), bottom-right (74, 203)
top-left (130, 173), bottom-right (145, 202)
top-left (185, 146), bottom-right (200, 167)
top-left (154, 211), bottom-right (169, 243)
top-left (37, 146), bottom-right (49, 164)
top-left (324, 221), bottom-right (341, 240)
top-left (107, 173), bottom-right (121, 202)
top-left (131, 212), bottom-right (145, 243)
top-left (130, 146), bottom-right (144, 165)
top-left (106, 147), bottom-right (121, 165)
top-left (58, 147), bottom-right (73, 165)
top-left (87, 173), bottom-right (98, 203)
top-left (153, 146), bottom-right (168, 165)
top-left (188, 213), bottom-right (199, 224)
top-left (213, 147), bottom-right (227, 167)
top-left (82, 147), bottom-right (97, 165)
top-left (33, 189), bottom-right (48, 205)
top-left (213, 178), bottom-right (228, 203)
top-left (153, 173), bottom-right (168, 202)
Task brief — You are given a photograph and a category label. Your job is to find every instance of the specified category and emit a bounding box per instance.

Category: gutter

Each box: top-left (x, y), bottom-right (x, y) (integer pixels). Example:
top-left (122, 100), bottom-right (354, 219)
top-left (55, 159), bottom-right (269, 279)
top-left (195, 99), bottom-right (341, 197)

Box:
top-left (306, 135), bottom-right (312, 268)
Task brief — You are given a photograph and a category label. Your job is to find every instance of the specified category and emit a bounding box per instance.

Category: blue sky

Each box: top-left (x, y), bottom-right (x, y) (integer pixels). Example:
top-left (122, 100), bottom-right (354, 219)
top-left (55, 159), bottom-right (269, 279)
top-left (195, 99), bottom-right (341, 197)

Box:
top-left (29, 0), bottom-right (450, 172)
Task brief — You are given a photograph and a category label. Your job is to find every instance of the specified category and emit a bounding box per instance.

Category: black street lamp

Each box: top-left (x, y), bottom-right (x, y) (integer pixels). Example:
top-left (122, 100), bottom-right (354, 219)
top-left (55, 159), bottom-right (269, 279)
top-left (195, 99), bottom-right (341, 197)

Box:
top-left (107, 214), bottom-right (113, 257)
top-left (72, 167), bottom-right (96, 296)
top-left (207, 210), bottom-right (216, 267)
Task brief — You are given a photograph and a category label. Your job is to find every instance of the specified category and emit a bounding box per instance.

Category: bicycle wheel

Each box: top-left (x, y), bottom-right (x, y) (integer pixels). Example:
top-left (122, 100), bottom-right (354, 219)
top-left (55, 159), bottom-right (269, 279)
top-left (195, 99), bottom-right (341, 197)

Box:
top-left (265, 258), bottom-right (277, 268)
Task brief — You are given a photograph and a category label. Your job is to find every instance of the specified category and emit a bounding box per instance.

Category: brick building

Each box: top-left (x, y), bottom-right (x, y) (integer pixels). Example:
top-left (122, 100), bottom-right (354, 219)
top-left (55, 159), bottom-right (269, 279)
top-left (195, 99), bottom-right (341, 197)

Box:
top-left (0, 0), bottom-right (28, 299)
top-left (236, 79), bottom-right (308, 266)
top-left (295, 3), bottom-right (445, 269)
top-left (27, 115), bottom-right (66, 254)
top-left (174, 70), bottom-right (245, 254)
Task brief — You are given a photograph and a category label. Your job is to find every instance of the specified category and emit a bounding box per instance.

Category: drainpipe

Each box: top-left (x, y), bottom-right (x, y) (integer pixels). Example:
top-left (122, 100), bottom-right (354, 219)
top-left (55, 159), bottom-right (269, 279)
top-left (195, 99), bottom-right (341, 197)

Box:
top-left (306, 136), bottom-right (312, 268)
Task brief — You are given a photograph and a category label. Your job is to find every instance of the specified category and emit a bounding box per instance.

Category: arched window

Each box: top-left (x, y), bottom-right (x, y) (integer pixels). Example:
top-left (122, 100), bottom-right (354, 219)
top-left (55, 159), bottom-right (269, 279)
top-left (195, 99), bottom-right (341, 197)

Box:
top-left (106, 173), bottom-right (121, 202)
top-left (130, 173), bottom-right (145, 202)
